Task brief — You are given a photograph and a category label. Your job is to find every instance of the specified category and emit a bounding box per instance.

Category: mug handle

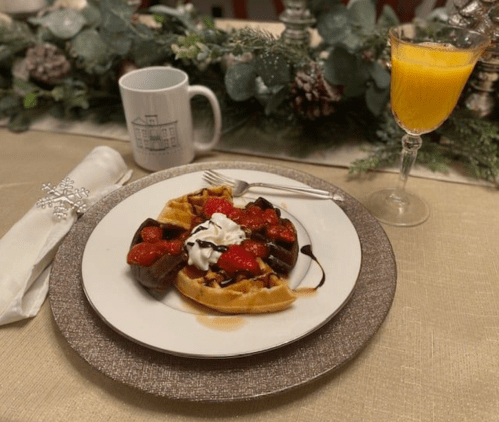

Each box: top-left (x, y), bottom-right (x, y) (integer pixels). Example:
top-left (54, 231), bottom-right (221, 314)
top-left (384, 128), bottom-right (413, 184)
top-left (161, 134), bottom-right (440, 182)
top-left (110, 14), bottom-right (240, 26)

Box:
top-left (188, 85), bottom-right (222, 153)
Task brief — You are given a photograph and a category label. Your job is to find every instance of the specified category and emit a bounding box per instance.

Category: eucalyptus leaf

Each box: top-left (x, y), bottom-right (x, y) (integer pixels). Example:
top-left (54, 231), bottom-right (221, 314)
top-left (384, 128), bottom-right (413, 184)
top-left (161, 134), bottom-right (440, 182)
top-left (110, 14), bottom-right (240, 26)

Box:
top-left (365, 83), bottom-right (390, 116)
top-left (99, 27), bottom-right (132, 55)
top-left (29, 10), bottom-right (86, 39)
top-left (130, 36), bottom-right (175, 67)
top-left (99, 0), bottom-right (133, 33)
top-left (0, 19), bottom-right (35, 45)
top-left (93, 61), bottom-right (114, 75)
top-left (347, 0), bottom-right (376, 32)
top-left (36, 26), bottom-right (58, 43)
top-left (316, 3), bottom-right (361, 52)
top-left (0, 20), bottom-right (35, 58)
top-left (369, 61), bottom-right (390, 89)
top-left (225, 62), bottom-right (257, 102)
top-left (377, 4), bottom-right (399, 28)
top-left (338, 27), bottom-right (362, 52)
top-left (344, 79), bottom-right (369, 98)
top-left (81, 4), bottom-right (102, 27)
top-left (324, 46), bottom-right (369, 89)
top-left (316, 4), bottom-right (349, 45)
top-left (71, 28), bottom-right (110, 68)
top-left (133, 22), bottom-right (155, 40)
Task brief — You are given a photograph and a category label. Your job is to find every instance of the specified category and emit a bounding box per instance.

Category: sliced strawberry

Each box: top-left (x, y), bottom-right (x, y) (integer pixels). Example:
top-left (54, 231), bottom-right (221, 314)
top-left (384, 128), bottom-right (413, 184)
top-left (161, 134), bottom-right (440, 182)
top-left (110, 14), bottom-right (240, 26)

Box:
top-left (217, 245), bottom-right (260, 276)
top-left (202, 197), bottom-right (235, 218)
top-left (156, 239), bottom-right (184, 256)
top-left (245, 204), bottom-right (263, 217)
top-left (242, 239), bottom-right (269, 259)
top-left (262, 208), bottom-right (279, 225)
top-left (239, 213), bottom-right (265, 231)
top-left (127, 243), bottom-right (162, 266)
top-left (265, 224), bottom-right (296, 243)
top-left (227, 207), bottom-right (244, 223)
top-left (140, 226), bottom-right (163, 243)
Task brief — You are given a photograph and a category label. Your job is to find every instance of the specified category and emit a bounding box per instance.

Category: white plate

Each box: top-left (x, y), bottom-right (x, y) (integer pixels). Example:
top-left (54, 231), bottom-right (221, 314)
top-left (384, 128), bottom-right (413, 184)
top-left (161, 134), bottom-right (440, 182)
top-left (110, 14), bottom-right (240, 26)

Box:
top-left (81, 169), bottom-right (361, 358)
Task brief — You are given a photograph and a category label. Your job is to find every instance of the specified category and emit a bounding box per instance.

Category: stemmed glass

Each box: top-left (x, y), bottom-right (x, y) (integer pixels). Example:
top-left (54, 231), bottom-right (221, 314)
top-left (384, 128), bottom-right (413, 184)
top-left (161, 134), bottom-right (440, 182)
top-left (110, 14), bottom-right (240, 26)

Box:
top-left (366, 21), bottom-right (490, 227)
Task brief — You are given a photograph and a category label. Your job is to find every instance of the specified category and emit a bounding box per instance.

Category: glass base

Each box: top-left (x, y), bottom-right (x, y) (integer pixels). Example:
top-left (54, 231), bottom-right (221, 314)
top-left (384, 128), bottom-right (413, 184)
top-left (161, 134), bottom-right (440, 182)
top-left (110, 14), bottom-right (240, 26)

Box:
top-left (366, 188), bottom-right (429, 227)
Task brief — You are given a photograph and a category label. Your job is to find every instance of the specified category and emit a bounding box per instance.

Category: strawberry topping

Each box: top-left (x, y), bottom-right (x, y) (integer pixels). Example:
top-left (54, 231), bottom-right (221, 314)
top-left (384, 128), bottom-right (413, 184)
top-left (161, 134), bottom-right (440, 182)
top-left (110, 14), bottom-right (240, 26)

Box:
top-left (265, 223), bottom-right (296, 243)
top-left (127, 243), bottom-right (163, 267)
top-left (128, 225), bottom-right (184, 267)
top-left (156, 239), bottom-right (184, 256)
top-left (202, 197), bottom-right (235, 218)
top-left (262, 208), bottom-right (279, 225)
top-left (140, 226), bottom-right (163, 243)
top-left (241, 239), bottom-right (269, 259)
top-left (217, 244), bottom-right (260, 276)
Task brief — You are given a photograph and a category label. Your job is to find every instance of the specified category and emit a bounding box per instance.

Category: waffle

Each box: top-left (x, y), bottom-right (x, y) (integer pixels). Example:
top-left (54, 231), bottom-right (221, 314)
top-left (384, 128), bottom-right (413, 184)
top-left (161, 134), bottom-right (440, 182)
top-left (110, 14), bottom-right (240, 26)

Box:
top-left (127, 186), bottom-right (299, 314)
top-left (176, 259), bottom-right (296, 314)
top-left (157, 186), bottom-right (232, 230)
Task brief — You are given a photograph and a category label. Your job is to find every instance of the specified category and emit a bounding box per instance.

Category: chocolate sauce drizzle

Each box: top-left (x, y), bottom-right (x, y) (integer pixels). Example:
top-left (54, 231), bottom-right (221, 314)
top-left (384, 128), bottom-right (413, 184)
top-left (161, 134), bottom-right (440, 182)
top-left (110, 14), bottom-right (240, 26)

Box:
top-left (186, 239), bottom-right (228, 253)
top-left (300, 244), bottom-right (325, 290)
top-left (191, 220), bottom-right (222, 235)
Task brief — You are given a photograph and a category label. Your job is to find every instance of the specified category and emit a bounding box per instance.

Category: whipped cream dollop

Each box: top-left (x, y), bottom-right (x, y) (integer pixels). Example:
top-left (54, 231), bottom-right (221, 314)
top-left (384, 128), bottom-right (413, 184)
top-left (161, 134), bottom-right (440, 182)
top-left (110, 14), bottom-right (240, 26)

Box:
top-left (185, 213), bottom-right (246, 271)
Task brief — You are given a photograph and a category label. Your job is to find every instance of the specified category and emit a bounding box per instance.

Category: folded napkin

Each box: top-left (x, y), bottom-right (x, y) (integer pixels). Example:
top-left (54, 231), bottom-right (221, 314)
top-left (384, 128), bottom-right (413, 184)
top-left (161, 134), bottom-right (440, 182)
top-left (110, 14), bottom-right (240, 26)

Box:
top-left (0, 146), bottom-right (132, 325)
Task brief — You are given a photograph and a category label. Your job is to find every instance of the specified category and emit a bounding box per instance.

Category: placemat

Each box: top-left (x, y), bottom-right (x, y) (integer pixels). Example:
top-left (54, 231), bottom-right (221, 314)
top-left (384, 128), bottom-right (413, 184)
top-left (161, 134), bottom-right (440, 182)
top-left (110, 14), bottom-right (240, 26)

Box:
top-left (49, 161), bottom-right (397, 402)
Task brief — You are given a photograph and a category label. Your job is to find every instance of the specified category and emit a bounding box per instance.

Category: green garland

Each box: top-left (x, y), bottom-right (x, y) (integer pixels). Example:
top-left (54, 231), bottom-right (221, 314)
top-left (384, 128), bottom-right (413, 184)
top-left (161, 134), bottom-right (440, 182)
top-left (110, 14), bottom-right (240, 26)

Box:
top-left (0, 0), bottom-right (498, 185)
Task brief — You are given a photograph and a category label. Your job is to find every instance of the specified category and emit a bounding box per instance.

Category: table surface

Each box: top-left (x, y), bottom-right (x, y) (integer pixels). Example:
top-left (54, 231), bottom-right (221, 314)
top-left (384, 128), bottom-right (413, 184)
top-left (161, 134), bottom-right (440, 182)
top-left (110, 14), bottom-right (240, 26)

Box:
top-left (1, 127), bottom-right (498, 421)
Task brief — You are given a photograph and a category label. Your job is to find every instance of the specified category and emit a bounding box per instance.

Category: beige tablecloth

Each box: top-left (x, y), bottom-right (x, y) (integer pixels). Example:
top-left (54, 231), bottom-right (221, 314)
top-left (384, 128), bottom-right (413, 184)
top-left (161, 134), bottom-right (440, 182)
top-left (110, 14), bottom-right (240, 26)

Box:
top-left (1, 128), bottom-right (498, 421)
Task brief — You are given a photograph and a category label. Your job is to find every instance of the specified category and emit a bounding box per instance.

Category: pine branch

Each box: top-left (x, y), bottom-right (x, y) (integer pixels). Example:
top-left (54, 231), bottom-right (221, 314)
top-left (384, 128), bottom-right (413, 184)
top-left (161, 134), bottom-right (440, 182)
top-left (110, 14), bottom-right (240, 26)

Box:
top-left (437, 109), bottom-right (499, 185)
top-left (228, 27), bottom-right (310, 65)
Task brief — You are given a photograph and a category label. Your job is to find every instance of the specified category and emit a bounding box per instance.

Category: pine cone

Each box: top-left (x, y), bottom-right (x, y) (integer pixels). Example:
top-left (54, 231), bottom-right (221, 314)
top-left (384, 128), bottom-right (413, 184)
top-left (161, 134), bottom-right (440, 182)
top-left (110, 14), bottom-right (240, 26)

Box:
top-left (291, 62), bottom-right (341, 120)
top-left (25, 43), bottom-right (71, 85)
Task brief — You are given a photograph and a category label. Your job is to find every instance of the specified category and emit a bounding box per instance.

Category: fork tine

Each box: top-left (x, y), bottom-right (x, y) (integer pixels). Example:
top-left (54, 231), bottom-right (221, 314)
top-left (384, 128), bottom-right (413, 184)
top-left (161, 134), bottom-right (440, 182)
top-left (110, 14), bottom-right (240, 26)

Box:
top-left (203, 172), bottom-right (225, 185)
top-left (206, 170), bottom-right (235, 184)
top-left (202, 174), bottom-right (221, 186)
top-left (203, 171), bottom-right (234, 187)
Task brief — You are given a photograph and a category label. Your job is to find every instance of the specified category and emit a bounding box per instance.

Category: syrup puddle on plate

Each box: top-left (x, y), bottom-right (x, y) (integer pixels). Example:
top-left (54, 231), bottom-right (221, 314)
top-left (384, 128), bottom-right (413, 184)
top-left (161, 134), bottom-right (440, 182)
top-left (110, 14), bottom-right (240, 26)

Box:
top-left (196, 314), bottom-right (247, 331)
top-left (179, 294), bottom-right (247, 331)
top-left (149, 288), bottom-right (248, 332)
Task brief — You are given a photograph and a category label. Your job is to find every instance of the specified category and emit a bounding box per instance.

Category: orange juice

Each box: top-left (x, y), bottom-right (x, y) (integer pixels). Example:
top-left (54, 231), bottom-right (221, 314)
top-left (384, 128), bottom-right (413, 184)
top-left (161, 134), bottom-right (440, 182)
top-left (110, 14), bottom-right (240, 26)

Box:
top-left (390, 42), bottom-right (476, 134)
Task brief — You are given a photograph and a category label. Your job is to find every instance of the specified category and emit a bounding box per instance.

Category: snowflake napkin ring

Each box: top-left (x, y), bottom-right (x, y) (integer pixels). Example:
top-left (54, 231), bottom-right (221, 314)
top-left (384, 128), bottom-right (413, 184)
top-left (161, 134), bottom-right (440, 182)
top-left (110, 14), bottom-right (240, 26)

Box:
top-left (36, 177), bottom-right (89, 219)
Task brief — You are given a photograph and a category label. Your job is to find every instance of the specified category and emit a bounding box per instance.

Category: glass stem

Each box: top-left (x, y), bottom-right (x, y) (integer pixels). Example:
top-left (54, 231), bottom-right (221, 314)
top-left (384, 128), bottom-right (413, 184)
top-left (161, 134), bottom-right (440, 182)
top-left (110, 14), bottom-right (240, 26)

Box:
top-left (392, 133), bottom-right (422, 202)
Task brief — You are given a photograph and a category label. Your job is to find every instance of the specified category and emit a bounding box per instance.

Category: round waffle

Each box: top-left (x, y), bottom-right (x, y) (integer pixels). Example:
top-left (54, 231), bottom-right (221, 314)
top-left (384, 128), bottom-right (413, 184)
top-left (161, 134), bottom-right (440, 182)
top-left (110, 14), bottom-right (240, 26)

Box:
top-left (176, 259), bottom-right (296, 313)
top-left (126, 186), bottom-right (299, 314)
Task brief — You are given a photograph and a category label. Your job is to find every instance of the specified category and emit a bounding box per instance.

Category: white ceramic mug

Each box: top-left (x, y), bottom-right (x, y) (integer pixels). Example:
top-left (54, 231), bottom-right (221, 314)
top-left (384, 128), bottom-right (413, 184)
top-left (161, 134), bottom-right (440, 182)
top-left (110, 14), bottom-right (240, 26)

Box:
top-left (119, 66), bottom-right (222, 171)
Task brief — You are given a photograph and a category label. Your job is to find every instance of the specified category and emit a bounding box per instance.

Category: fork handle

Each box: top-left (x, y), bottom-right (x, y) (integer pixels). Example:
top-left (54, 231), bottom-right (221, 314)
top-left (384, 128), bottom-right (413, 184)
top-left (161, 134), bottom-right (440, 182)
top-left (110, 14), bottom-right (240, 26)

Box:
top-left (251, 182), bottom-right (332, 198)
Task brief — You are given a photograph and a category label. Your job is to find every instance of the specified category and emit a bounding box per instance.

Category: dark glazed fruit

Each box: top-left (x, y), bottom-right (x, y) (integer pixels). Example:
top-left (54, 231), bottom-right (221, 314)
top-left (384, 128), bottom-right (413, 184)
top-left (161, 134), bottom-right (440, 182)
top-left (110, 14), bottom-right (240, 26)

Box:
top-left (127, 218), bottom-right (188, 290)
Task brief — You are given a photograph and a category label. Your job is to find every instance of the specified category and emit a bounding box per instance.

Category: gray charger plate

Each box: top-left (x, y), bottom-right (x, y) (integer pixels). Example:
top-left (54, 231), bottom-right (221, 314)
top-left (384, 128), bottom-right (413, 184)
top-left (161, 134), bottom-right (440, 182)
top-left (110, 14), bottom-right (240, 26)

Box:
top-left (49, 161), bottom-right (396, 402)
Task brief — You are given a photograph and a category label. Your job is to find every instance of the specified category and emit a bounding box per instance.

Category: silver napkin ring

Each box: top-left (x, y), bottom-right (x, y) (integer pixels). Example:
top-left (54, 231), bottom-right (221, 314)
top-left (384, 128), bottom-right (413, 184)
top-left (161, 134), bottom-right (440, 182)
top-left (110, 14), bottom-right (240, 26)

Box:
top-left (36, 177), bottom-right (89, 219)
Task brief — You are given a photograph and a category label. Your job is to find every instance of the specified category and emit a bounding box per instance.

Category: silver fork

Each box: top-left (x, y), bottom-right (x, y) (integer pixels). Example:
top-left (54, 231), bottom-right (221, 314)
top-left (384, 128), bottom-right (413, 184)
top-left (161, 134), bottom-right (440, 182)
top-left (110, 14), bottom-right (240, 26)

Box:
top-left (203, 170), bottom-right (340, 199)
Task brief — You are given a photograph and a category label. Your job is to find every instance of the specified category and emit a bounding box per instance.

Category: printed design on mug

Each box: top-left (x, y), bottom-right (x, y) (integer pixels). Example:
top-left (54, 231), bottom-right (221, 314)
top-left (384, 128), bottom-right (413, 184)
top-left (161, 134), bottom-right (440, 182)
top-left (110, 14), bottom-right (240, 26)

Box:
top-left (131, 115), bottom-right (179, 152)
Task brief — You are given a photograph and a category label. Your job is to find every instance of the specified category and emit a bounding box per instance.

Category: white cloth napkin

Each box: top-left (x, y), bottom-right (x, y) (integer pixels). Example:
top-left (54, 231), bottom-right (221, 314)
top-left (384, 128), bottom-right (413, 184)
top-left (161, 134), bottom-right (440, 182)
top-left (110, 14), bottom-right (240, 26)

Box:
top-left (0, 146), bottom-right (132, 325)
